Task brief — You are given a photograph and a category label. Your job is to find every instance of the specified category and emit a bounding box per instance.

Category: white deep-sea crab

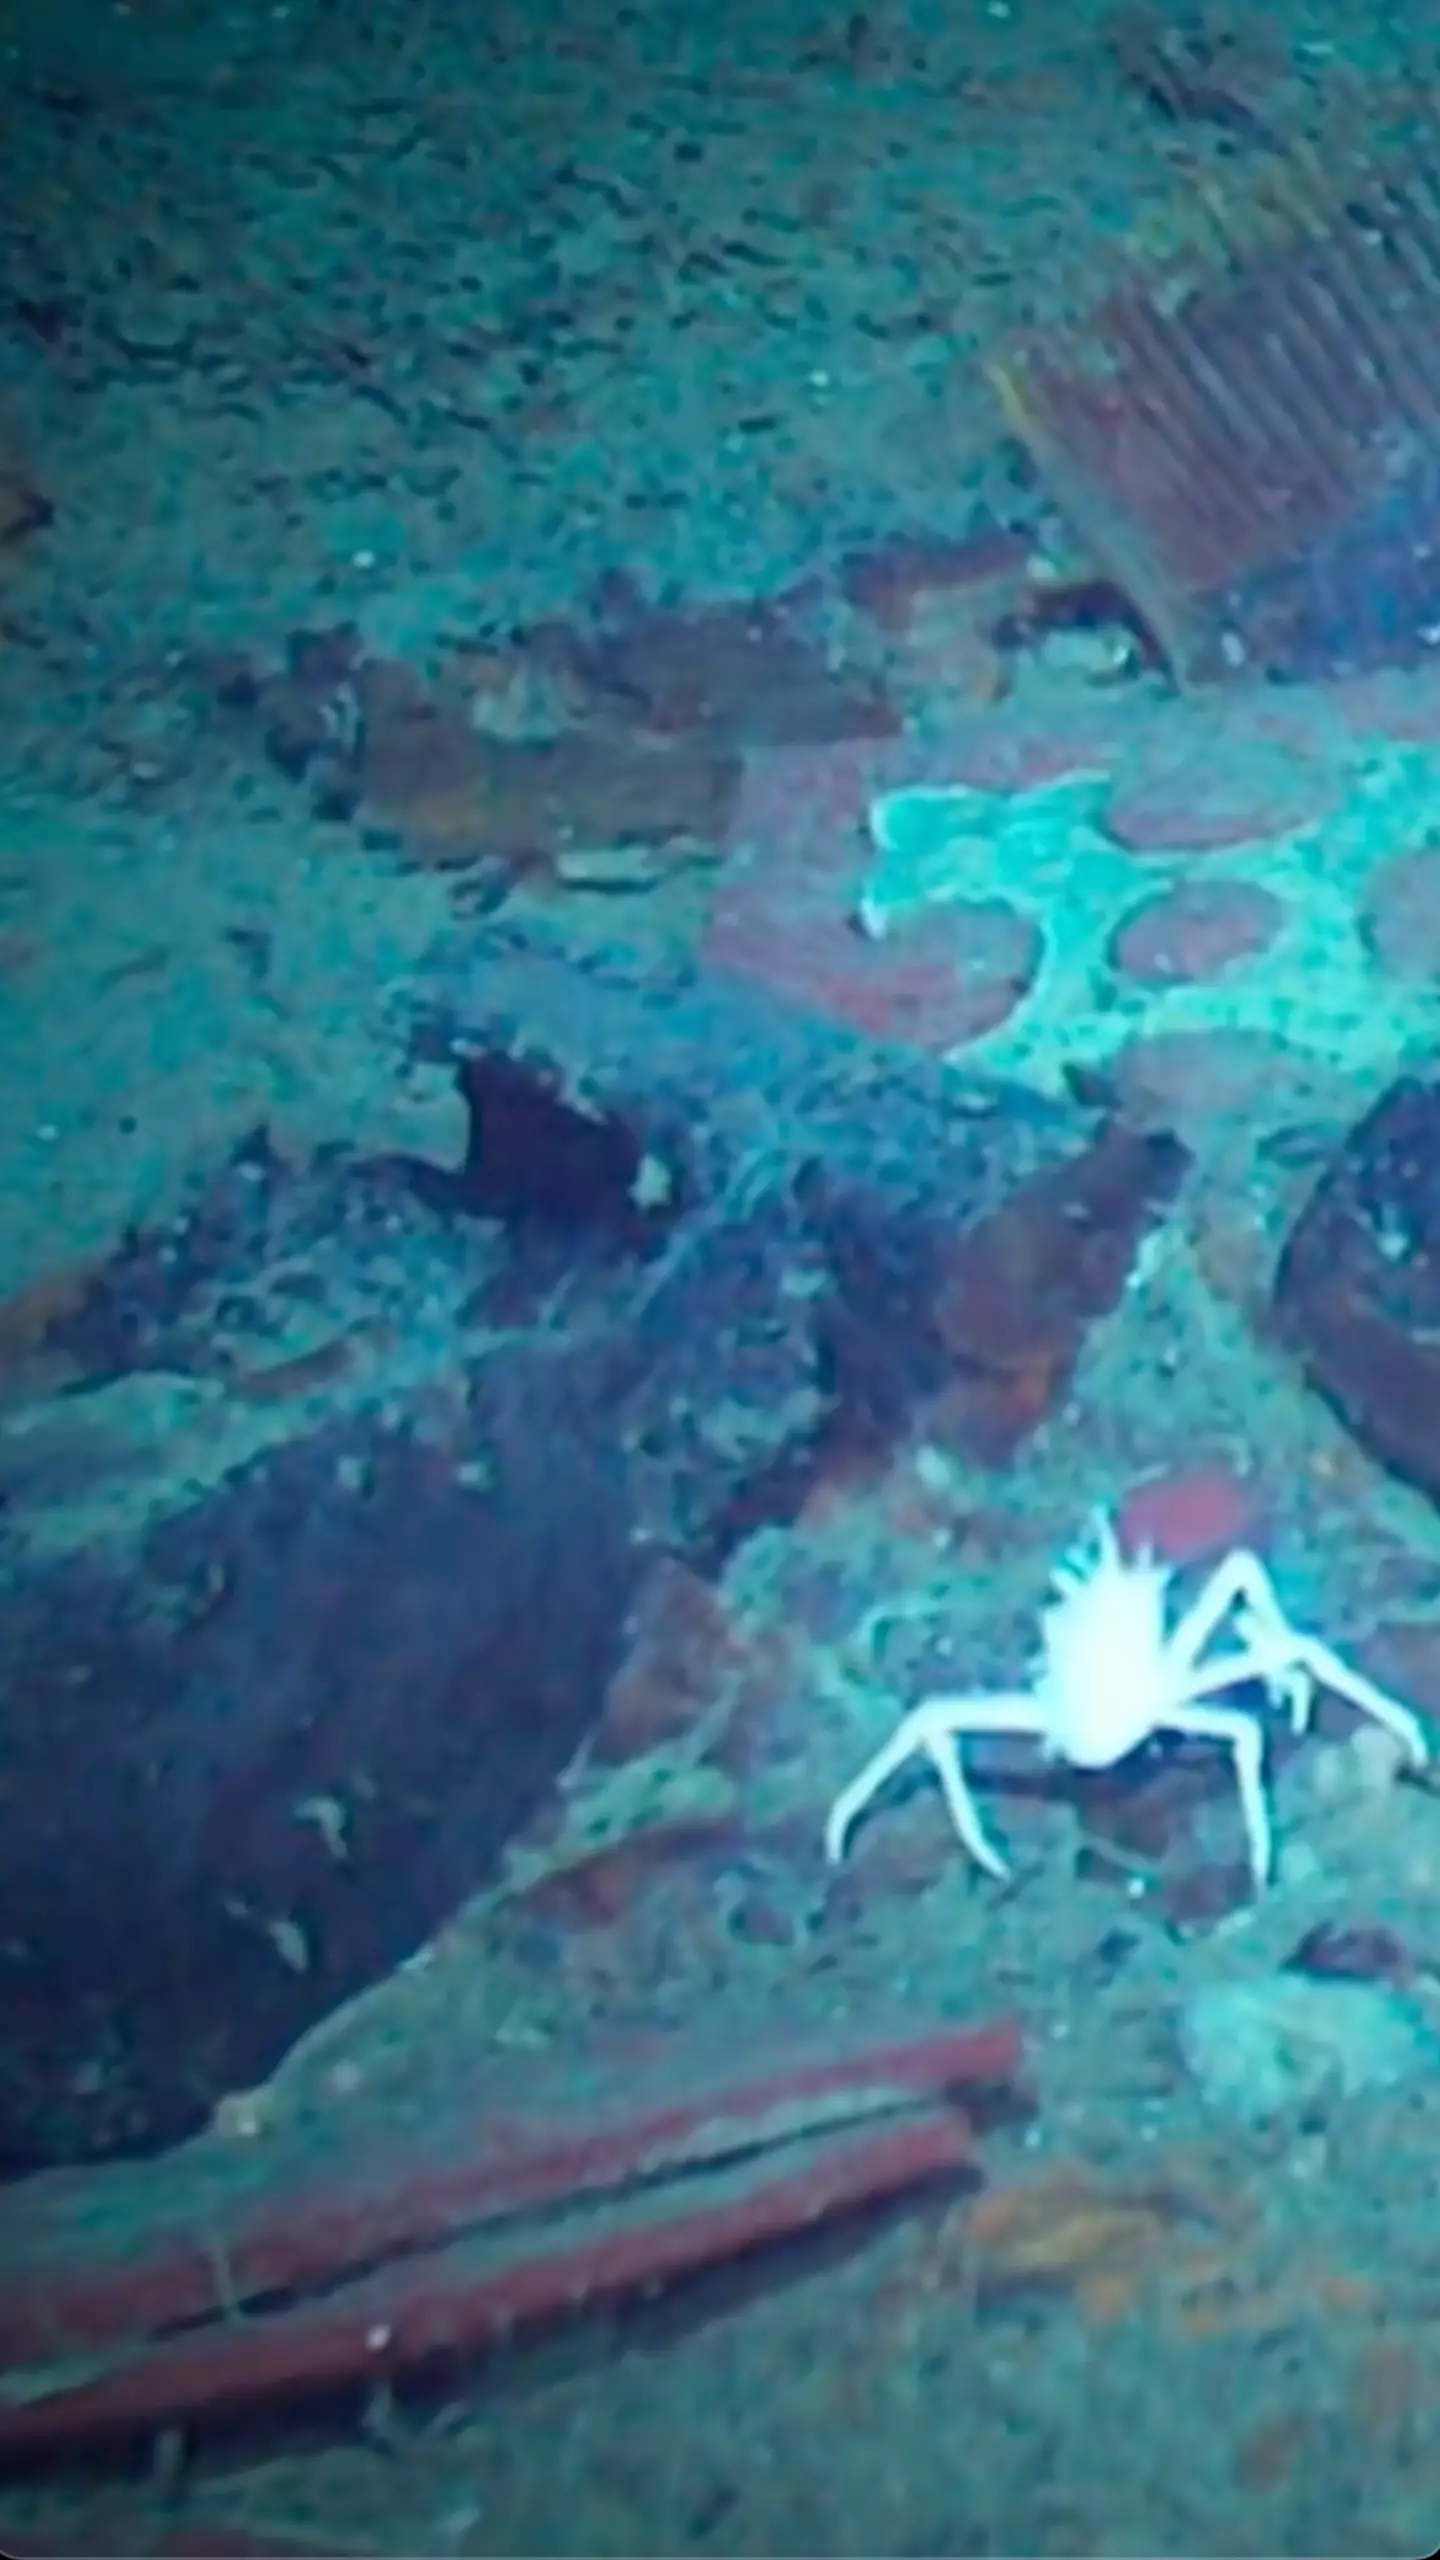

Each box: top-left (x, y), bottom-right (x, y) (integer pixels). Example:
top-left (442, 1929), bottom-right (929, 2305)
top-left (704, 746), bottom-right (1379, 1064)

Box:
top-left (824, 1512), bottom-right (1430, 1890)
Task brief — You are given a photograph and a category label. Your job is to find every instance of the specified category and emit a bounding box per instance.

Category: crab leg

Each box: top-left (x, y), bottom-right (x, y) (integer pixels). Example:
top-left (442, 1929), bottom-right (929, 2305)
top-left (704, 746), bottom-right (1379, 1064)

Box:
top-left (825, 1694), bottom-right (1046, 1877)
top-left (1286, 1637), bottom-right (1429, 1765)
top-left (1165, 1549), bottom-right (1292, 1677)
top-left (1171, 1555), bottom-right (1430, 1764)
top-left (1170, 1638), bottom-right (1428, 1886)
top-left (1172, 1644), bottom-right (1311, 1730)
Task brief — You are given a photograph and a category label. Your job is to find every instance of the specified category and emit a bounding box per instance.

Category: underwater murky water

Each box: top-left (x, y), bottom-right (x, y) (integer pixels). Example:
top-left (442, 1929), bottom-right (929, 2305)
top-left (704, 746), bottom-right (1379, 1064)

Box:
top-left (3, 0), bottom-right (1440, 2552)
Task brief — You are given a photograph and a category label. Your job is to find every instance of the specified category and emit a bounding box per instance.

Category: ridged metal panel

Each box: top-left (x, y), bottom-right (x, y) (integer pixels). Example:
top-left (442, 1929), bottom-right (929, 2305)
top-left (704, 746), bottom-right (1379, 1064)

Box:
top-left (991, 130), bottom-right (1440, 678)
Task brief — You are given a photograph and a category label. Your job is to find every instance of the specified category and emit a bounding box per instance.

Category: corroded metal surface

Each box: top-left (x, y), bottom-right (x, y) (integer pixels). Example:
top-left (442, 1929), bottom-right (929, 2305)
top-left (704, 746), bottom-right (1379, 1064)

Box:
top-left (993, 131), bottom-right (1440, 680)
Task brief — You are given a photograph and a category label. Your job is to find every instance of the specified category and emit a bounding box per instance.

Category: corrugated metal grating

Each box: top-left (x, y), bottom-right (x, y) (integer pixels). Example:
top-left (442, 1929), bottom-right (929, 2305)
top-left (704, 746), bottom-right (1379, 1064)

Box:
top-left (991, 130), bottom-right (1440, 680)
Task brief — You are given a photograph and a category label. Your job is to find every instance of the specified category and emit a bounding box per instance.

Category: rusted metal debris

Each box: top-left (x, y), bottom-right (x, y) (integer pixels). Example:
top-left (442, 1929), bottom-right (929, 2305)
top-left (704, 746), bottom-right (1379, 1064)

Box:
top-left (990, 122), bottom-right (1440, 683)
